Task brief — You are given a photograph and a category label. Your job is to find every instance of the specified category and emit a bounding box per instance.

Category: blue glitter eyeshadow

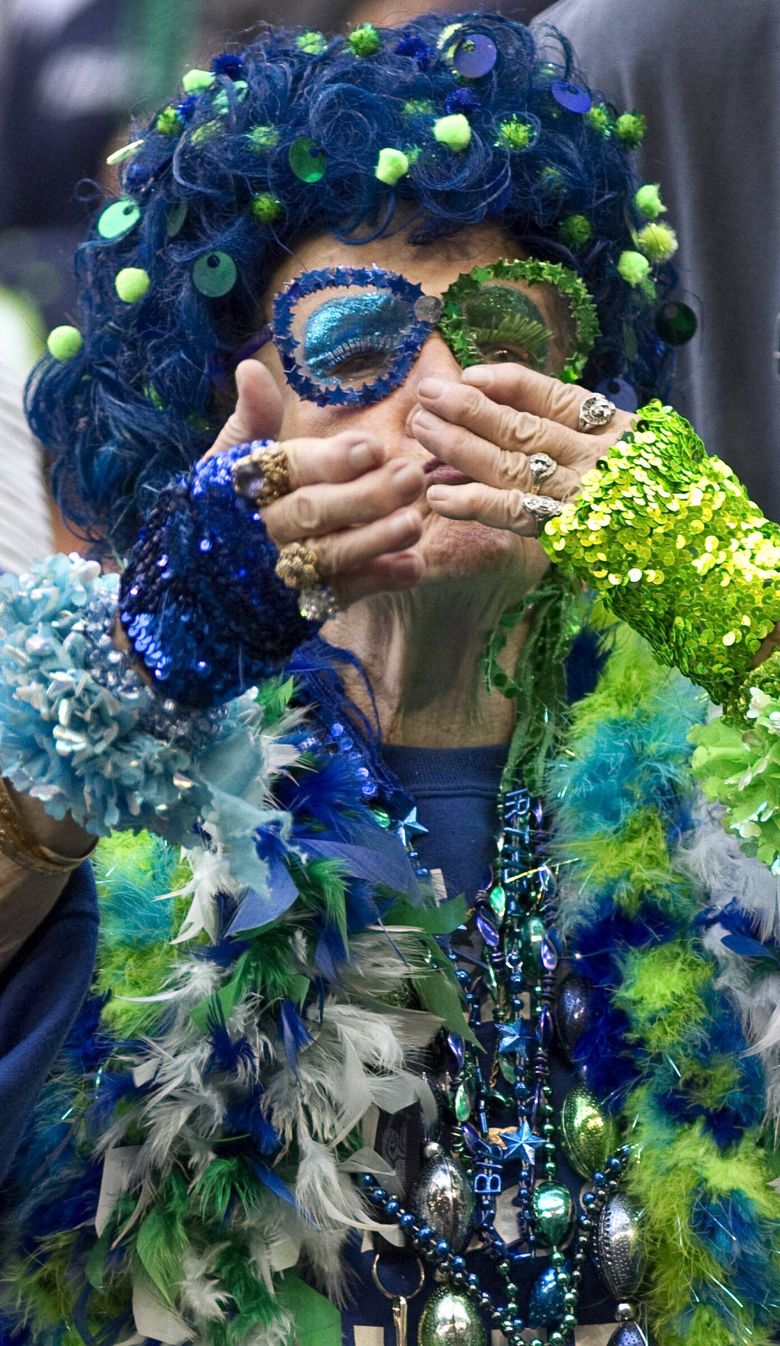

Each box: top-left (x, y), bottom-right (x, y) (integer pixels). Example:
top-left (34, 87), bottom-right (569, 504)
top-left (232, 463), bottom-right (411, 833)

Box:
top-left (303, 292), bottom-right (411, 383)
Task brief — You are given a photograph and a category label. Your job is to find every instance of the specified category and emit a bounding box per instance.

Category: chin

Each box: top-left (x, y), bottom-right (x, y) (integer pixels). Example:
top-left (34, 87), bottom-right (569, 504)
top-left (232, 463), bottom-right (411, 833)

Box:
top-left (418, 513), bottom-right (536, 584)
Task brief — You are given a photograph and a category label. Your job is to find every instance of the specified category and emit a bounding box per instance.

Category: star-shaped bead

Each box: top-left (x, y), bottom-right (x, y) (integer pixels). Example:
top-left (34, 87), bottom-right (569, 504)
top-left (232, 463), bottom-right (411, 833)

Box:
top-left (497, 1020), bottom-right (531, 1058)
top-left (396, 807), bottom-right (428, 848)
top-left (498, 1121), bottom-right (545, 1166)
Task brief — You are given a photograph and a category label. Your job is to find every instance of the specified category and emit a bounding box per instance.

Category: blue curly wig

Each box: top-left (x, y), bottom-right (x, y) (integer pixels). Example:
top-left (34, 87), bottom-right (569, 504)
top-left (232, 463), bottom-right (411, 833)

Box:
top-left (26, 11), bottom-right (676, 553)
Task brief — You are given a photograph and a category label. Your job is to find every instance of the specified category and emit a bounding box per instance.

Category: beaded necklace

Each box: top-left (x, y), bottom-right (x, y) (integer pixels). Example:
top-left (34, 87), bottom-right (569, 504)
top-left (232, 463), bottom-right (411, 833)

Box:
top-left (356, 785), bottom-right (648, 1346)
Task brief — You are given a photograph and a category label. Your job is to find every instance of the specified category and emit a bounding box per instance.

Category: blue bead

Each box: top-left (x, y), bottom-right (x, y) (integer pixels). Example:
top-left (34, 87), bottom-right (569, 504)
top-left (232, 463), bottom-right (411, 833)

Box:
top-left (434, 1239), bottom-right (450, 1257)
top-left (399, 1213), bottom-right (415, 1231)
top-left (356, 1173), bottom-right (374, 1190)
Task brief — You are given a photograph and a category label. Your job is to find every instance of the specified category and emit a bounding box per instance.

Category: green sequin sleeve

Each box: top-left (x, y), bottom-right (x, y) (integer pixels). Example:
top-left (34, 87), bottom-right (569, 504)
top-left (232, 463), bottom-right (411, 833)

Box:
top-left (541, 399), bottom-right (780, 713)
top-left (540, 400), bottom-right (780, 870)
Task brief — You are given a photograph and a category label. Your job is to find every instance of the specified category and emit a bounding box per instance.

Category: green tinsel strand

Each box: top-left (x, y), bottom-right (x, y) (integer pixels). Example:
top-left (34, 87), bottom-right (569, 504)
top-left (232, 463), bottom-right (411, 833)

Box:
top-left (481, 570), bottom-right (582, 795)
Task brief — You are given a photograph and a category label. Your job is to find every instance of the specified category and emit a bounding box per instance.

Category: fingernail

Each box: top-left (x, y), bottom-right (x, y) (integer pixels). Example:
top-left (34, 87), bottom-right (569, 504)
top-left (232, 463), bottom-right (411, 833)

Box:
top-left (391, 459), bottom-right (421, 485)
top-left (412, 409), bottom-right (440, 432)
top-left (392, 510), bottom-right (419, 538)
top-left (348, 440), bottom-right (379, 470)
top-left (417, 377), bottom-right (448, 400)
top-left (426, 485), bottom-right (452, 502)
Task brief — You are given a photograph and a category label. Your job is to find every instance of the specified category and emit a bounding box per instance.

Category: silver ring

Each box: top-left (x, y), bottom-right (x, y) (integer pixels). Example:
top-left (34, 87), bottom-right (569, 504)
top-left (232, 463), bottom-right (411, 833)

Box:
top-left (522, 494), bottom-right (563, 536)
top-left (578, 393), bottom-right (616, 432)
top-left (298, 584), bottom-right (339, 622)
top-left (527, 452), bottom-right (556, 493)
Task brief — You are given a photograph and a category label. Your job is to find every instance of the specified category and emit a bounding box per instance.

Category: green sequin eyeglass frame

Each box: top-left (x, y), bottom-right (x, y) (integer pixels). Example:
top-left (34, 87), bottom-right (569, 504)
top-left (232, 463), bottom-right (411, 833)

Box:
top-left (245, 257), bottom-right (600, 407)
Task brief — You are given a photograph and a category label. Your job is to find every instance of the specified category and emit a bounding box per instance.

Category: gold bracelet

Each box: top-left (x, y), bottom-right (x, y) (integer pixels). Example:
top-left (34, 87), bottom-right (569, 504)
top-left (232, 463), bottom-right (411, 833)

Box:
top-left (0, 779), bottom-right (96, 876)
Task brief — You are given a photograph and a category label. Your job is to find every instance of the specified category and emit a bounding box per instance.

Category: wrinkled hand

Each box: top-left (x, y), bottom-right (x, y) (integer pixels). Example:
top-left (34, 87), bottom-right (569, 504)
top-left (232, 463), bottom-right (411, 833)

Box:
top-left (206, 360), bottom-right (425, 604)
top-left (414, 364), bottom-right (634, 535)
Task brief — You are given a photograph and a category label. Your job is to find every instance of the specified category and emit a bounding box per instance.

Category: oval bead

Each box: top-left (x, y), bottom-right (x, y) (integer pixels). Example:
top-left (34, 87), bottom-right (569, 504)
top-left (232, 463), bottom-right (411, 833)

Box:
top-left (410, 1147), bottom-right (475, 1253)
top-left (447, 1032), bottom-right (465, 1075)
top-left (454, 1078), bottom-right (475, 1122)
top-left (655, 300), bottom-right (697, 346)
top-left (453, 33), bottom-right (497, 78)
top-left (288, 136), bottom-right (327, 182)
top-left (555, 972), bottom-right (593, 1060)
top-left (528, 1263), bottom-right (567, 1326)
top-left (594, 1193), bottom-right (647, 1299)
top-left (607, 1325), bottom-right (648, 1346)
top-left (560, 1085), bottom-right (618, 1179)
top-left (418, 1288), bottom-right (487, 1346)
top-left (532, 1181), bottom-right (574, 1247)
top-left (488, 882), bottom-right (506, 924)
top-left (536, 1004), bottom-right (554, 1047)
top-left (98, 198), bottom-right (141, 239)
top-left (521, 914), bottom-right (547, 970)
top-left (476, 910), bottom-right (499, 948)
top-left (192, 250), bottom-right (237, 297)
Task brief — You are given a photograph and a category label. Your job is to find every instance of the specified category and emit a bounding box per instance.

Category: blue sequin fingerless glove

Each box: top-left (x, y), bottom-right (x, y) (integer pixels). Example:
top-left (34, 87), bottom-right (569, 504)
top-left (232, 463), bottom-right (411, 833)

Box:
top-left (119, 445), bottom-right (320, 709)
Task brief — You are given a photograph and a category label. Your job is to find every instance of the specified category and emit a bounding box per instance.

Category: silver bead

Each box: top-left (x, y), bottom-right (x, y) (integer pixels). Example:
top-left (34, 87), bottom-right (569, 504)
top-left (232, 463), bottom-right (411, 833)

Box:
top-left (593, 1193), bottom-right (646, 1300)
top-left (410, 1149), bottom-right (475, 1253)
top-left (418, 1289), bottom-right (486, 1346)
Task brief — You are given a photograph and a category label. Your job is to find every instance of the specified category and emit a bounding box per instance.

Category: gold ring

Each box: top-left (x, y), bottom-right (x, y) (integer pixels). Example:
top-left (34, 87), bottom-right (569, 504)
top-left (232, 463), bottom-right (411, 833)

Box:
top-left (274, 540), bottom-right (323, 591)
top-left (232, 441), bottom-right (291, 506)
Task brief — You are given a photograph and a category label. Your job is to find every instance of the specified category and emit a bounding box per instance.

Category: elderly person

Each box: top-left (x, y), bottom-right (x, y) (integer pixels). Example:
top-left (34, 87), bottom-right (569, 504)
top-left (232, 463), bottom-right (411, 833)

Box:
top-left (1, 14), bottom-right (779, 1346)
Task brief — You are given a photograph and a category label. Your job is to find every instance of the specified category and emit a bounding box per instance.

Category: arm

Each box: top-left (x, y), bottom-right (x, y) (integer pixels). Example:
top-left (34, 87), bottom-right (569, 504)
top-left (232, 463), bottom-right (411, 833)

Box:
top-left (414, 366), bottom-right (780, 868)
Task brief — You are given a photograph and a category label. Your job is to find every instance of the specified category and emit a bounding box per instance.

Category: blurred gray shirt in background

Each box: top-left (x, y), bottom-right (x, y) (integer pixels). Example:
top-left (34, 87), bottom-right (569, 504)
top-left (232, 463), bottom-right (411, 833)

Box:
top-left (536, 0), bottom-right (780, 518)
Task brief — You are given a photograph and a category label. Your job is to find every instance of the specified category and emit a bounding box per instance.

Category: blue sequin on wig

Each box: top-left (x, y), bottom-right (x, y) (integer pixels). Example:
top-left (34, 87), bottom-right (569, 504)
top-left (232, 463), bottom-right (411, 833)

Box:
top-left (26, 11), bottom-right (676, 553)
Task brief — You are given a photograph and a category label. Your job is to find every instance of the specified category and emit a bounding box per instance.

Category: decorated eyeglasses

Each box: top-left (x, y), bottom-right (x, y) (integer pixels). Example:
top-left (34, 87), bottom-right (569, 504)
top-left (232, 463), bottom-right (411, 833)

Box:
top-left (251, 258), bottom-right (600, 407)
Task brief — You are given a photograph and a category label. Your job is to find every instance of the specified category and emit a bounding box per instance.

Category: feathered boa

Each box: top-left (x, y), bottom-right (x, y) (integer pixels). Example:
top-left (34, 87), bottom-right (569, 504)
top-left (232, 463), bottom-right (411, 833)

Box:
top-left (2, 623), bottom-right (780, 1346)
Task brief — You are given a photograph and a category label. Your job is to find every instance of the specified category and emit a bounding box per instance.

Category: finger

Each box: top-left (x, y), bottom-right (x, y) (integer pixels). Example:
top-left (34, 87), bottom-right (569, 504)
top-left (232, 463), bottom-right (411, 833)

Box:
top-left (335, 550), bottom-right (424, 605)
top-left (207, 360), bottom-right (284, 458)
top-left (416, 377), bottom-right (585, 469)
top-left (426, 480), bottom-right (541, 536)
top-left (265, 459), bottom-right (424, 545)
top-left (306, 507), bottom-right (423, 576)
top-left (460, 363), bottom-right (633, 440)
top-left (412, 407), bottom-right (580, 500)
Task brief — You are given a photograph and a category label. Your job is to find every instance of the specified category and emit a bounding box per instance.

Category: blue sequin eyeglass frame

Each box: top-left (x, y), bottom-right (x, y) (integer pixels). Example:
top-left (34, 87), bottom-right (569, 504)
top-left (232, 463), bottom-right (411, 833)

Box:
top-left (260, 264), bottom-right (442, 407)
top-left (226, 259), bottom-right (599, 408)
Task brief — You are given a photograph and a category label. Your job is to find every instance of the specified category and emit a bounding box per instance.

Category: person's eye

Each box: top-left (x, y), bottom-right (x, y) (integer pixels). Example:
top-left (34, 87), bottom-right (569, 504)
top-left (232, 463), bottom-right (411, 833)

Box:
top-left (311, 332), bottom-right (398, 382)
top-left (302, 292), bottom-right (410, 386)
top-left (460, 287), bottom-right (553, 370)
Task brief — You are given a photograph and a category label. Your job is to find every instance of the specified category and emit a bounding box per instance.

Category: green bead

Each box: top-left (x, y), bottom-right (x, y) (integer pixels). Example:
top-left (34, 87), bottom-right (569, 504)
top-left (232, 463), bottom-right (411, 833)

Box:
top-left (97, 198), bottom-right (140, 240)
top-left (192, 251), bottom-right (237, 297)
top-left (288, 136), bottom-right (327, 182)
top-left (47, 325), bottom-right (83, 360)
top-left (655, 301), bottom-right (697, 346)
top-left (560, 1084), bottom-right (618, 1179)
top-left (532, 1182), bottom-right (574, 1247)
top-left (454, 1078), bottom-right (475, 1121)
top-left (521, 914), bottom-right (547, 970)
top-left (488, 883), bottom-right (506, 924)
top-left (115, 267), bottom-right (150, 303)
top-left (418, 1288), bottom-right (486, 1346)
